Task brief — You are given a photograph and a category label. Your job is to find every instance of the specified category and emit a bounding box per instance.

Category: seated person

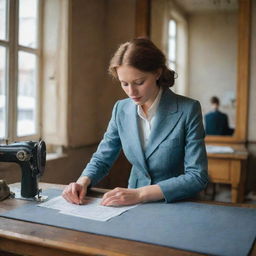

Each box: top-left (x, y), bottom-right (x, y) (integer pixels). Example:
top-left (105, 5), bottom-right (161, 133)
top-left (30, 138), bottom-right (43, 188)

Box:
top-left (204, 96), bottom-right (234, 136)
top-left (62, 38), bottom-right (208, 206)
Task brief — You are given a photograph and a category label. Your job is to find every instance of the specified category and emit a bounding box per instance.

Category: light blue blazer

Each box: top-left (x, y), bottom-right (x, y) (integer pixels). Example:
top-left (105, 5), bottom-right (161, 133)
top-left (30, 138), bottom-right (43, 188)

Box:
top-left (81, 89), bottom-right (208, 203)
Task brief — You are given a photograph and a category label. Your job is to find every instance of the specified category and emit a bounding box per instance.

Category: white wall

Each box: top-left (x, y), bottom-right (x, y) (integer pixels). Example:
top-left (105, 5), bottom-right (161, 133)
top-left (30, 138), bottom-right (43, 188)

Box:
top-left (188, 12), bottom-right (238, 128)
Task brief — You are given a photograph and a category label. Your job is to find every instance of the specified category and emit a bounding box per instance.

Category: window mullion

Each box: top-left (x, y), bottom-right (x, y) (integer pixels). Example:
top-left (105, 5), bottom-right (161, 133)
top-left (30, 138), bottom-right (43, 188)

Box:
top-left (0, 40), bottom-right (9, 47)
top-left (18, 45), bottom-right (39, 55)
top-left (6, 0), bottom-right (18, 142)
top-left (37, 0), bottom-right (44, 140)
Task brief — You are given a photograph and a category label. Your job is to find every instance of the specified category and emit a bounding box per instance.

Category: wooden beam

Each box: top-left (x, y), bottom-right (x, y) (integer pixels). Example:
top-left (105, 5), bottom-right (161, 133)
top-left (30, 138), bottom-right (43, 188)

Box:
top-left (135, 0), bottom-right (151, 38)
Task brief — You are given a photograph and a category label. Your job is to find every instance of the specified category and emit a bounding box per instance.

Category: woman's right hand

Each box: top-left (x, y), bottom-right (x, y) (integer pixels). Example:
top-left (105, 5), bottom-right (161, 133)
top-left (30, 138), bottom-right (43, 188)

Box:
top-left (62, 176), bottom-right (91, 205)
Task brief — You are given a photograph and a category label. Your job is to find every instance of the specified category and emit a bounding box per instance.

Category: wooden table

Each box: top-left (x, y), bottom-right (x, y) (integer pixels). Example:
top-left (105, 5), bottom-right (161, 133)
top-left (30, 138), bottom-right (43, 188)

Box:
top-left (207, 144), bottom-right (248, 203)
top-left (0, 183), bottom-right (255, 256)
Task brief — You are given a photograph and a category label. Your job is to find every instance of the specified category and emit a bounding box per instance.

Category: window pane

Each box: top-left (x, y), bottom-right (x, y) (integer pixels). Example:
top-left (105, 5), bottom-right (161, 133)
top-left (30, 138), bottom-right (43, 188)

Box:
top-left (0, 46), bottom-right (6, 138)
top-left (17, 51), bottom-right (37, 136)
top-left (168, 61), bottom-right (176, 71)
top-left (168, 38), bottom-right (176, 62)
top-left (169, 19), bottom-right (176, 37)
top-left (19, 0), bottom-right (38, 48)
top-left (0, 0), bottom-right (7, 40)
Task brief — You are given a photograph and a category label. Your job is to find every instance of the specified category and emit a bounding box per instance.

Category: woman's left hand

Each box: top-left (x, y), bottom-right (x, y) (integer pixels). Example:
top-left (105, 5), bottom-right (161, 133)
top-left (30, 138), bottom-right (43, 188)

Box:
top-left (101, 187), bottom-right (142, 206)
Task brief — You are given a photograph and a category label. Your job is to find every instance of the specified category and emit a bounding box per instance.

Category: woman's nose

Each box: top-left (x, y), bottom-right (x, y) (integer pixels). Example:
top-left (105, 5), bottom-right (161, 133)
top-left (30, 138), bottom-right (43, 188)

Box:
top-left (128, 85), bottom-right (137, 96)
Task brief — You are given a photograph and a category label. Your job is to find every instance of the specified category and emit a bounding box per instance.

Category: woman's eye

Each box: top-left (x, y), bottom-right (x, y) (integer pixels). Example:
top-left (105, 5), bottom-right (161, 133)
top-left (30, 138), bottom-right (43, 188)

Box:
top-left (121, 82), bottom-right (128, 87)
top-left (135, 81), bottom-right (144, 85)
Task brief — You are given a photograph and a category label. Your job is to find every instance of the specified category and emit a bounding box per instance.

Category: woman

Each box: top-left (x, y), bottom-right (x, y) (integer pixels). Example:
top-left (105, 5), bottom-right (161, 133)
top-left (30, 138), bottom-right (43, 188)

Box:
top-left (62, 38), bottom-right (208, 206)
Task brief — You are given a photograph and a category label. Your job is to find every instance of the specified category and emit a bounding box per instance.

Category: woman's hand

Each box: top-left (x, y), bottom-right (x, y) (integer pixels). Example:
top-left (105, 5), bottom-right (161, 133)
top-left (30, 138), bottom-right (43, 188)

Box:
top-left (62, 176), bottom-right (91, 205)
top-left (101, 185), bottom-right (164, 206)
top-left (101, 187), bottom-right (142, 206)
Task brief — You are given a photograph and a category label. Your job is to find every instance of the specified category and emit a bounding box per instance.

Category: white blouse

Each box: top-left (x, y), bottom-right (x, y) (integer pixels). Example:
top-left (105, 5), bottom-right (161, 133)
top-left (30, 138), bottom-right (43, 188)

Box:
top-left (137, 87), bottom-right (163, 150)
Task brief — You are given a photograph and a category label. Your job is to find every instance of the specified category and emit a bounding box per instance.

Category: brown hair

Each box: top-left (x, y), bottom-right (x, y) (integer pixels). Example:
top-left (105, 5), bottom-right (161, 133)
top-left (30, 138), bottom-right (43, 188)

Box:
top-left (211, 96), bottom-right (220, 105)
top-left (108, 38), bottom-right (176, 89)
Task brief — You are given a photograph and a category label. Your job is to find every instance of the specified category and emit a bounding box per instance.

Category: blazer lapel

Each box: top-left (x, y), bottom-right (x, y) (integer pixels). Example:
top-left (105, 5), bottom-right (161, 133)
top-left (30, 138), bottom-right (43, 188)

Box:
top-left (145, 89), bottom-right (183, 159)
top-left (125, 102), bottom-right (148, 172)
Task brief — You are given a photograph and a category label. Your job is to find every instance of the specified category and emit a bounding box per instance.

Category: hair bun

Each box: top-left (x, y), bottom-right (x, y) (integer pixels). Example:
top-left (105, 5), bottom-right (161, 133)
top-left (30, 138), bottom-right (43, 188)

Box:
top-left (157, 66), bottom-right (176, 88)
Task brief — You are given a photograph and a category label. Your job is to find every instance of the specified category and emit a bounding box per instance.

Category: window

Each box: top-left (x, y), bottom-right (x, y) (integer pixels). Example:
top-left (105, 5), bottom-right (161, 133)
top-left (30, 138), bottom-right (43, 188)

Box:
top-left (168, 19), bottom-right (177, 71)
top-left (0, 0), bottom-right (41, 142)
top-left (167, 17), bottom-right (188, 96)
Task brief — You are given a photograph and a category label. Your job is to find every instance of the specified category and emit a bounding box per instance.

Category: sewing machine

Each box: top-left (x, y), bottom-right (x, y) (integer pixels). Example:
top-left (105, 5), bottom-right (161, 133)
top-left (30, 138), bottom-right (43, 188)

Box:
top-left (0, 140), bottom-right (46, 199)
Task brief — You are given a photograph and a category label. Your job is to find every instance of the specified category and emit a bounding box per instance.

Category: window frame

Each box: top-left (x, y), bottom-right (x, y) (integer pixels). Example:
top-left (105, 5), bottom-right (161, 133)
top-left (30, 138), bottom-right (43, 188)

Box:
top-left (0, 0), bottom-right (43, 143)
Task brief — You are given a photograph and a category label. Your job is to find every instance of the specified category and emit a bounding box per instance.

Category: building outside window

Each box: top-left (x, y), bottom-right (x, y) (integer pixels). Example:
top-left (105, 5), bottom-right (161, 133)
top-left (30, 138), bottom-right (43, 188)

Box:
top-left (0, 0), bottom-right (41, 142)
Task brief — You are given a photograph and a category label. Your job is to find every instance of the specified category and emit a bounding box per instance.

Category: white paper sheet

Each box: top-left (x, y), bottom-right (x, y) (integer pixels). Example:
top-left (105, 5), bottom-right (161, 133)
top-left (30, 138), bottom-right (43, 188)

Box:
top-left (38, 196), bottom-right (137, 221)
top-left (206, 145), bottom-right (235, 153)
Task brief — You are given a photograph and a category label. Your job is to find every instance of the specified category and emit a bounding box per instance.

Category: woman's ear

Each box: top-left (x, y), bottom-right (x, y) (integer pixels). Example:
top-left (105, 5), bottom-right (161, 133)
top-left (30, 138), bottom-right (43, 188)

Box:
top-left (156, 68), bottom-right (162, 80)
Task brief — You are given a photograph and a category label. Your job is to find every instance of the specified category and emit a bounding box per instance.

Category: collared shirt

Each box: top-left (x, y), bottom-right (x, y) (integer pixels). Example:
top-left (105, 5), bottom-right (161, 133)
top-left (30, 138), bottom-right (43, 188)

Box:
top-left (137, 87), bottom-right (163, 150)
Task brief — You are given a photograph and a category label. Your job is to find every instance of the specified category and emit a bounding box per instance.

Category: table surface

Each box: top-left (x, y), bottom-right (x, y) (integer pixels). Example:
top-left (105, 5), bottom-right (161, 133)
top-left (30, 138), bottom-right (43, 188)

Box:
top-left (206, 144), bottom-right (248, 159)
top-left (0, 183), bottom-right (255, 256)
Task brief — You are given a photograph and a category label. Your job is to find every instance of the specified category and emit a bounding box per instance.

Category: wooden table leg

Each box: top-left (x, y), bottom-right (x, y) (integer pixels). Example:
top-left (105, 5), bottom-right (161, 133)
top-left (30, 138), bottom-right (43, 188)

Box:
top-left (231, 160), bottom-right (246, 203)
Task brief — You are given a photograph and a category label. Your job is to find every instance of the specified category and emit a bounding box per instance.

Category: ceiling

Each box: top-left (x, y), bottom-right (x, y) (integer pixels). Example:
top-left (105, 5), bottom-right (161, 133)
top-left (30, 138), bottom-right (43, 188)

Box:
top-left (174, 0), bottom-right (238, 13)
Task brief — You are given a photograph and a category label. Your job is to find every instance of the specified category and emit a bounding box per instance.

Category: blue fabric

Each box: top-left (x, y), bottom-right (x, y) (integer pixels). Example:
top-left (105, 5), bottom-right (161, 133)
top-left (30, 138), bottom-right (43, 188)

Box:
top-left (82, 89), bottom-right (208, 202)
top-left (1, 189), bottom-right (256, 256)
top-left (204, 110), bottom-right (234, 135)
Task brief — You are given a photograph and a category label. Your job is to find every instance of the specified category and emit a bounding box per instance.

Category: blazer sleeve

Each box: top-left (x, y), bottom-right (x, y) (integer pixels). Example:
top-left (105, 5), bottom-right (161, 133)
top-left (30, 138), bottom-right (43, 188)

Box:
top-left (80, 101), bottom-right (122, 186)
top-left (158, 101), bottom-right (208, 202)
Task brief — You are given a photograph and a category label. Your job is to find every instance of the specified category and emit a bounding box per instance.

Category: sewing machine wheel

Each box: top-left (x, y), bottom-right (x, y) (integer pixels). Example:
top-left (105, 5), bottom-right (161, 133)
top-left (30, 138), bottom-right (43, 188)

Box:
top-left (37, 140), bottom-right (46, 176)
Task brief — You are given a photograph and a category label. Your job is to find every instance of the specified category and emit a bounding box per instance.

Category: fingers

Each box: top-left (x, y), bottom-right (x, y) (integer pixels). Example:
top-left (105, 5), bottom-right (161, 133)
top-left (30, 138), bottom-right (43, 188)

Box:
top-left (102, 187), bottom-right (121, 201)
top-left (101, 187), bottom-right (120, 206)
top-left (101, 187), bottom-right (139, 206)
top-left (78, 186), bottom-right (86, 204)
top-left (62, 182), bottom-right (86, 205)
top-left (102, 197), bottom-right (125, 206)
top-left (62, 192), bottom-right (73, 204)
top-left (102, 193), bottom-right (124, 206)
top-left (62, 183), bottom-right (79, 204)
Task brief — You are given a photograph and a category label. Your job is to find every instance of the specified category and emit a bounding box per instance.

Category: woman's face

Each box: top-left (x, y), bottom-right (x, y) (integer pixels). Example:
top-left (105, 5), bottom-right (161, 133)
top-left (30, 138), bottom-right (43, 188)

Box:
top-left (116, 65), bottom-right (160, 110)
